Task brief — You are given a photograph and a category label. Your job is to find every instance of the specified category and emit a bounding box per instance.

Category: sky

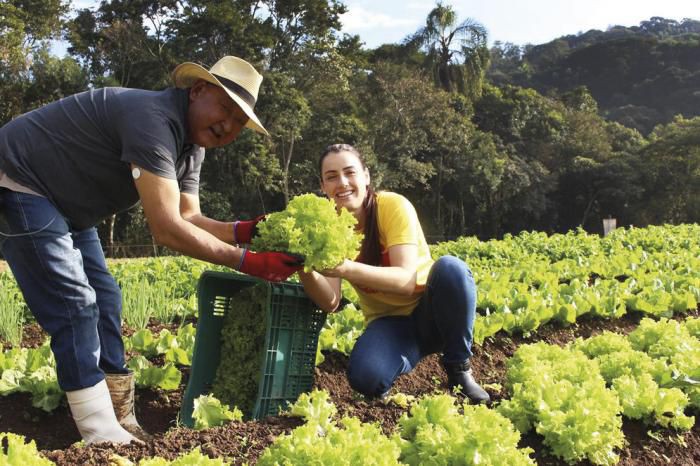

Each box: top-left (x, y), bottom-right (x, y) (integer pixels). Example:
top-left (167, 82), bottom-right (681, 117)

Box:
top-left (340, 0), bottom-right (700, 48)
top-left (57, 0), bottom-right (700, 55)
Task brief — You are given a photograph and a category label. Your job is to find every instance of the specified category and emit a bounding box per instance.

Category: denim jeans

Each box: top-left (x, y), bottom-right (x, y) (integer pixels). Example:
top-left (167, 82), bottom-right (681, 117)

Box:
top-left (0, 189), bottom-right (127, 391)
top-left (347, 255), bottom-right (477, 397)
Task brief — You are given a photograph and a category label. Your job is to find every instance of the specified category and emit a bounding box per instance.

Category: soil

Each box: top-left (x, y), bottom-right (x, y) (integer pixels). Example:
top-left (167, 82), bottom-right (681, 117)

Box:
top-left (1, 309), bottom-right (698, 466)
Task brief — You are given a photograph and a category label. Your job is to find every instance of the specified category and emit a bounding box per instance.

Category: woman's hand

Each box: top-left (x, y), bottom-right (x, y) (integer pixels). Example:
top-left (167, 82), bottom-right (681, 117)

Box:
top-left (318, 259), bottom-right (353, 278)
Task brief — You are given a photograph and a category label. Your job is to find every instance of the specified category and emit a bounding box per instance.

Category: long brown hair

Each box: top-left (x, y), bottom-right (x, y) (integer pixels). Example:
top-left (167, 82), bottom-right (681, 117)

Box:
top-left (319, 144), bottom-right (381, 266)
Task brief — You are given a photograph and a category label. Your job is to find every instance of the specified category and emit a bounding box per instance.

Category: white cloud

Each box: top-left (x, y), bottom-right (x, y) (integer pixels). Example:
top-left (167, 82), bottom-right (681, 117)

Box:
top-left (340, 6), bottom-right (418, 32)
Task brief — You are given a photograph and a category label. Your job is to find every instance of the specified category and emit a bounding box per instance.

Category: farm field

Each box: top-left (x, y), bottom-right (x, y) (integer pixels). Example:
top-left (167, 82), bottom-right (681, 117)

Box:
top-left (1, 224), bottom-right (699, 465)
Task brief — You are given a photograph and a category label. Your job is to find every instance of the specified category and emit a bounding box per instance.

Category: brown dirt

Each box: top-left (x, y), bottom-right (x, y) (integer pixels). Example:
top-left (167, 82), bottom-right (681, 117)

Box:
top-left (1, 310), bottom-right (698, 465)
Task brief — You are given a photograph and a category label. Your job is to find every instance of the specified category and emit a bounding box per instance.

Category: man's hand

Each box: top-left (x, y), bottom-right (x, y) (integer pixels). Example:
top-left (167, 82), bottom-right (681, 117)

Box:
top-left (233, 215), bottom-right (266, 244)
top-left (238, 250), bottom-right (303, 282)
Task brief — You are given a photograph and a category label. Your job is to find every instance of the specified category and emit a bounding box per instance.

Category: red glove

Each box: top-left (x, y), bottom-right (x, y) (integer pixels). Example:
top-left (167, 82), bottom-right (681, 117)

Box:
top-left (233, 215), bottom-right (266, 244)
top-left (238, 249), bottom-right (304, 282)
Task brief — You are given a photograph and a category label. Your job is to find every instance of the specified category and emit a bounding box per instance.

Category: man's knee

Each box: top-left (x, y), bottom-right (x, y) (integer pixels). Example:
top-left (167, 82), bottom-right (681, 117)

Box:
top-left (97, 278), bottom-right (122, 313)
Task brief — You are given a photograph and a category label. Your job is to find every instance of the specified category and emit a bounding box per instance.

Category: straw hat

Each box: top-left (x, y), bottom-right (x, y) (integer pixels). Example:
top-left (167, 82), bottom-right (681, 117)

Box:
top-left (172, 56), bottom-right (268, 135)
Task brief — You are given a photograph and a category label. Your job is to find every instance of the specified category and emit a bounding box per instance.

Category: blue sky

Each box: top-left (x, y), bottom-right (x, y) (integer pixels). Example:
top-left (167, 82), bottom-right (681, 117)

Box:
top-left (58, 0), bottom-right (700, 55)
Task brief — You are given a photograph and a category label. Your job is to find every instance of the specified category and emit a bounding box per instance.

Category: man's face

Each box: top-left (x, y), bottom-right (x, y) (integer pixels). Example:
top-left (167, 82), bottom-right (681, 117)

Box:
top-left (186, 80), bottom-right (249, 148)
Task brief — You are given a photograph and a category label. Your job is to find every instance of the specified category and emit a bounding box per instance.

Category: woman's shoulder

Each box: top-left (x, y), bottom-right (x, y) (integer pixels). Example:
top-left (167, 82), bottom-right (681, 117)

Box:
top-left (377, 191), bottom-right (411, 205)
top-left (376, 191), bottom-right (417, 217)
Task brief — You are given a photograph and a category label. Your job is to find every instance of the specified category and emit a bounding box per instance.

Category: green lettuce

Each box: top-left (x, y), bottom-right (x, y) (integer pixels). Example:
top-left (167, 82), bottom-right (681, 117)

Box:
top-left (398, 394), bottom-right (535, 466)
top-left (252, 193), bottom-right (363, 272)
top-left (192, 394), bottom-right (243, 430)
top-left (0, 432), bottom-right (54, 465)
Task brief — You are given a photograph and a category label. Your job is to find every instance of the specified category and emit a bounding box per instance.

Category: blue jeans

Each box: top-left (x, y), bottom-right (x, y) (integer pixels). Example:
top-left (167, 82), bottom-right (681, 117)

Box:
top-left (0, 189), bottom-right (127, 391)
top-left (347, 256), bottom-right (477, 397)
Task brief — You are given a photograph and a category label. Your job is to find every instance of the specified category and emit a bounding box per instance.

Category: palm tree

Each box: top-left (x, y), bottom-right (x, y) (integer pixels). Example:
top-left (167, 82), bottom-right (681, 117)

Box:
top-left (405, 2), bottom-right (489, 98)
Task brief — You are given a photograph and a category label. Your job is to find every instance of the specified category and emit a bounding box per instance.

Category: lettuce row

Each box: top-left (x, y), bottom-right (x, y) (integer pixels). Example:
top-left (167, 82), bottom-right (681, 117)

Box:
top-left (260, 390), bottom-right (402, 465)
top-left (573, 330), bottom-right (694, 430)
top-left (497, 342), bottom-right (625, 465)
top-left (628, 318), bottom-right (700, 409)
top-left (398, 394), bottom-right (535, 465)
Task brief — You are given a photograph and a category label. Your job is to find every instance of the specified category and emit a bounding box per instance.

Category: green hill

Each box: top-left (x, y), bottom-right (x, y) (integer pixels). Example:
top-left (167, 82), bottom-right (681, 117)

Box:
top-left (489, 17), bottom-right (700, 134)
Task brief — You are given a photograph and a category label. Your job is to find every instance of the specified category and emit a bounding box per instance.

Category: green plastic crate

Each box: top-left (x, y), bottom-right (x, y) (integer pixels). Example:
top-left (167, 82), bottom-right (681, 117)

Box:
top-left (179, 270), bottom-right (326, 427)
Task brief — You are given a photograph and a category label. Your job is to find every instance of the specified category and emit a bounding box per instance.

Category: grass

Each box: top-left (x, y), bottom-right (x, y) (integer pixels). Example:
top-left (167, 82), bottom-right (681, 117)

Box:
top-left (121, 278), bottom-right (172, 330)
top-left (120, 275), bottom-right (196, 329)
top-left (0, 274), bottom-right (25, 347)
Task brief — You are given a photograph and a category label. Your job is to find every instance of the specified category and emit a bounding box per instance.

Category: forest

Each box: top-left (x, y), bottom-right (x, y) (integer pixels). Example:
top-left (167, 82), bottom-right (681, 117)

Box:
top-left (1, 1), bottom-right (699, 252)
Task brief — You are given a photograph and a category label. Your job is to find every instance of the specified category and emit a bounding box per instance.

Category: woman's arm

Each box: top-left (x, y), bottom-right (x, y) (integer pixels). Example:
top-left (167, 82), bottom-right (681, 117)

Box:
top-left (320, 243), bottom-right (418, 296)
top-left (298, 270), bottom-right (342, 313)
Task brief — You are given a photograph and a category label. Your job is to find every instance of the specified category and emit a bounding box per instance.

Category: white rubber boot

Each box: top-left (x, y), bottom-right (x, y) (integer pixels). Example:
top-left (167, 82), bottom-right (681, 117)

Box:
top-left (66, 379), bottom-right (137, 444)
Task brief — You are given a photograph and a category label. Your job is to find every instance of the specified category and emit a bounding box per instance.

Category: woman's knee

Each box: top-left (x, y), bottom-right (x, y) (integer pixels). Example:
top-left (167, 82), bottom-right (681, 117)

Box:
top-left (347, 358), bottom-right (392, 398)
top-left (432, 256), bottom-right (474, 285)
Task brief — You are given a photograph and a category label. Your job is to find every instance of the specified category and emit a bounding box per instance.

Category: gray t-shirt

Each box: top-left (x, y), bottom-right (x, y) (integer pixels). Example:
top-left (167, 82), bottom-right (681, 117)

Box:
top-left (0, 87), bottom-right (204, 230)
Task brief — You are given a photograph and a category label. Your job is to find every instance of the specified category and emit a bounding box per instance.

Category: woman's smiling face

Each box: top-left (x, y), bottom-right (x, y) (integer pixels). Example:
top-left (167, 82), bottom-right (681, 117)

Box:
top-left (320, 150), bottom-right (370, 216)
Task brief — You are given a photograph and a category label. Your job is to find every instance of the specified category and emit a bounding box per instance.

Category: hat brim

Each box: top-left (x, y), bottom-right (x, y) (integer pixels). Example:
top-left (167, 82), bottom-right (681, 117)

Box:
top-left (172, 62), bottom-right (269, 136)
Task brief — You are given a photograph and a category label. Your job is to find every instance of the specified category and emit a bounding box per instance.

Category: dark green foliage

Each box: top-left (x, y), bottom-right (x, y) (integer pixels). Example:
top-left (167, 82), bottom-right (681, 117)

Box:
top-left (488, 18), bottom-right (700, 135)
top-left (212, 285), bottom-right (268, 417)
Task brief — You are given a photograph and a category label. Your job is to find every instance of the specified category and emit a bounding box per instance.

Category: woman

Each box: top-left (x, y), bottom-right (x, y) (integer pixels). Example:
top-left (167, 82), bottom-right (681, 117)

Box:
top-left (299, 144), bottom-right (489, 403)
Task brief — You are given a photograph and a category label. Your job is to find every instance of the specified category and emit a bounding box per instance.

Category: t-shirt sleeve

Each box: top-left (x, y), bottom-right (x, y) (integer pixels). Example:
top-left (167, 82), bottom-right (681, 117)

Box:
top-left (380, 193), bottom-right (421, 249)
top-left (178, 147), bottom-right (205, 195)
top-left (118, 108), bottom-right (179, 180)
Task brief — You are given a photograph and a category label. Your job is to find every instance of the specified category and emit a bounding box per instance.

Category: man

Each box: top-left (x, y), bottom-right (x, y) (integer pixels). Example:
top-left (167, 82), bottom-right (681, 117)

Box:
top-left (0, 56), bottom-right (300, 444)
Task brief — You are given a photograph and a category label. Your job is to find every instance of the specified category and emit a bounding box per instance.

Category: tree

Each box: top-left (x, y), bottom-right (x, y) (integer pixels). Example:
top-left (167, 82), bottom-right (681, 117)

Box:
top-left (258, 70), bottom-right (311, 205)
top-left (21, 46), bottom-right (88, 111)
top-left (0, 0), bottom-right (69, 123)
top-left (359, 62), bottom-right (494, 236)
top-left (405, 1), bottom-right (489, 100)
top-left (635, 116), bottom-right (700, 224)
top-left (66, 0), bottom-right (177, 88)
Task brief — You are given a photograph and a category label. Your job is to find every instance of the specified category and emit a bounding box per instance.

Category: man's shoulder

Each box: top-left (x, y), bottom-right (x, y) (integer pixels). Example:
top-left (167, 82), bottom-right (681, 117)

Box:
top-left (96, 87), bottom-right (178, 108)
top-left (114, 88), bottom-right (187, 138)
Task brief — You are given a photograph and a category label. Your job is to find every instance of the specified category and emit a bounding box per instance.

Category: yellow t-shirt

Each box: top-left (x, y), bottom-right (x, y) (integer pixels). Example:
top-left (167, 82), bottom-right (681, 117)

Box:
top-left (352, 191), bottom-right (434, 323)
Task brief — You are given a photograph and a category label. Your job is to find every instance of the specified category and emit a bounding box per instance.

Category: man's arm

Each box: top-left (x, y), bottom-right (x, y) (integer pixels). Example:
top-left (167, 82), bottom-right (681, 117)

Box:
top-left (132, 164), bottom-right (243, 268)
top-left (178, 190), bottom-right (235, 243)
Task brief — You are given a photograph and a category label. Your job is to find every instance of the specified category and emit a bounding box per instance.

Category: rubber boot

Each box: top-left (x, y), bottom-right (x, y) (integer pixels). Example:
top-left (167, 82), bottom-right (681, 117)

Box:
top-left (66, 379), bottom-right (138, 444)
top-left (442, 360), bottom-right (491, 404)
top-left (105, 372), bottom-right (153, 441)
